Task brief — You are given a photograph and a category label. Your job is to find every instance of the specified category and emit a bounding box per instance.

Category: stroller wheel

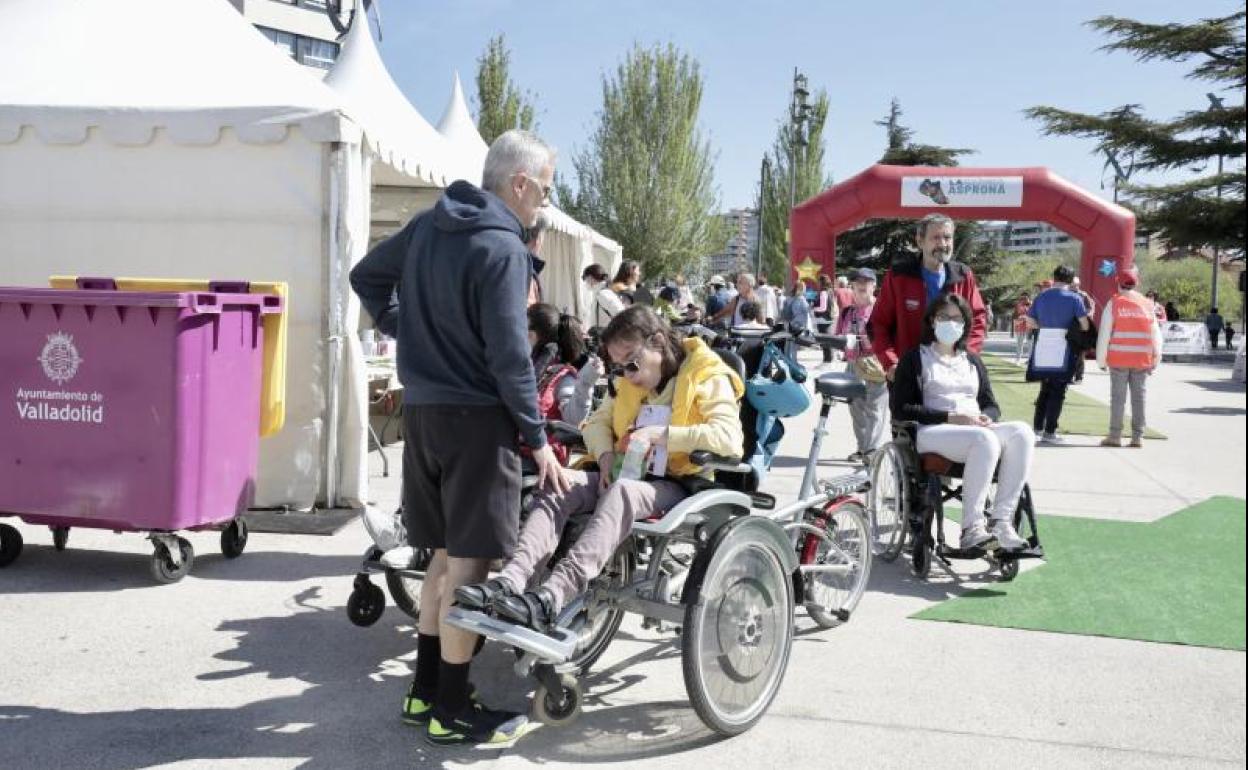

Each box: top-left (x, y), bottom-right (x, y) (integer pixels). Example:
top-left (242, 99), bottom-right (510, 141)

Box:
top-left (347, 583), bottom-right (386, 627)
top-left (533, 674), bottom-right (583, 727)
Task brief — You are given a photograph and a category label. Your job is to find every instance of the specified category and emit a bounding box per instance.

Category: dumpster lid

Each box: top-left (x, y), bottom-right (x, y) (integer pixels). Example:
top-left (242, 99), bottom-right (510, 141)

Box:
top-left (0, 287), bottom-right (282, 314)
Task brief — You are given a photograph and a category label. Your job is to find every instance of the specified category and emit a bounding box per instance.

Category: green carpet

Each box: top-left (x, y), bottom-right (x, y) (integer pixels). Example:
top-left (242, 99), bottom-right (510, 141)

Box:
top-left (983, 355), bottom-right (1166, 439)
top-left (913, 497), bottom-right (1246, 650)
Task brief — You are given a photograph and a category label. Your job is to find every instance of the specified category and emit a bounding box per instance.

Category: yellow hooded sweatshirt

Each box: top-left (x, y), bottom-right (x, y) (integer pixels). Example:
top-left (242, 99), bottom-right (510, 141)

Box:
top-left (581, 337), bottom-right (744, 477)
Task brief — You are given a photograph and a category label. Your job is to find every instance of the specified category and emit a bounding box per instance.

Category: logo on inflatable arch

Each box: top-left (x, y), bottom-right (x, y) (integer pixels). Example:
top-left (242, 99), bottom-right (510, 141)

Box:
top-left (1098, 259), bottom-right (1118, 279)
top-left (39, 332), bottom-right (83, 385)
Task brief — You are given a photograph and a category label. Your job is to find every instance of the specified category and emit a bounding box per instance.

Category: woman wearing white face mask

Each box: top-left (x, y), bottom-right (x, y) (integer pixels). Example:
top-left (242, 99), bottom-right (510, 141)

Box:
top-left (582, 263), bottom-right (626, 331)
top-left (890, 293), bottom-right (1034, 551)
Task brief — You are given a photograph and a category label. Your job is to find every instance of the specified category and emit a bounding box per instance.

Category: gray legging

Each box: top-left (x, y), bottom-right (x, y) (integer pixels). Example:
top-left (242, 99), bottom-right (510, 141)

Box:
top-left (499, 471), bottom-right (687, 611)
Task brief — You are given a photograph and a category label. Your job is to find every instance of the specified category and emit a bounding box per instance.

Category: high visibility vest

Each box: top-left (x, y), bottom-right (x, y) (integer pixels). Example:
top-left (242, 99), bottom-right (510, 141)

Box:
top-left (1106, 293), bottom-right (1158, 369)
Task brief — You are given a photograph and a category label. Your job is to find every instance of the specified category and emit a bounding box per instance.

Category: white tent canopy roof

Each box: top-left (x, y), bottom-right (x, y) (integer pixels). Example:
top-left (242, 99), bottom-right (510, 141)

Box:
top-left (324, 10), bottom-right (458, 188)
top-left (435, 72), bottom-right (487, 185)
top-left (0, 0), bottom-right (354, 146)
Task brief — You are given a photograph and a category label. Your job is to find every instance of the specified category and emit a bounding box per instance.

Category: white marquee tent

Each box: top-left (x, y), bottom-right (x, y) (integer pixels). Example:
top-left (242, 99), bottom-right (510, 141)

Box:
top-left (0, 0), bottom-right (371, 510)
top-left (325, 12), bottom-right (623, 321)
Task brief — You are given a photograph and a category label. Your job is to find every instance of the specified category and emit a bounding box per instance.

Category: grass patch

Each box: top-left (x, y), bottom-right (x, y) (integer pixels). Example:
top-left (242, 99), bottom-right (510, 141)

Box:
top-left (913, 497), bottom-right (1246, 650)
top-left (982, 355), bottom-right (1166, 439)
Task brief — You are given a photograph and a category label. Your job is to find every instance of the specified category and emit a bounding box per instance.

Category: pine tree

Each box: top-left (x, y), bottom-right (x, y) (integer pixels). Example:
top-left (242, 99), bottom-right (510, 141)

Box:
top-left (558, 44), bottom-right (721, 281)
top-left (1026, 11), bottom-right (1245, 251)
top-left (756, 89), bottom-right (833, 283)
top-left (474, 35), bottom-right (537, 145)
top-left (836, 99), bottom-right (978, 273)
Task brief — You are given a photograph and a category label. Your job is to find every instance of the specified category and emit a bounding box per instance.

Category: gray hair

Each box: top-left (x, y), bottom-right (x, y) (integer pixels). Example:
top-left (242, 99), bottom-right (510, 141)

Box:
top-left (916, 213), bottom-right (955, 239)
top-left (737, 272), bottom-right (756, 289)
top-left (482, 129), bottom-right (556, 195)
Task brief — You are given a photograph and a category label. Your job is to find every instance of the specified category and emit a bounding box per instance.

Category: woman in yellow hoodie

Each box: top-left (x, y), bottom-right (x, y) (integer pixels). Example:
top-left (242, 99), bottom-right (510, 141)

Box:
top-left (456, 305), bottom-right (744, 629)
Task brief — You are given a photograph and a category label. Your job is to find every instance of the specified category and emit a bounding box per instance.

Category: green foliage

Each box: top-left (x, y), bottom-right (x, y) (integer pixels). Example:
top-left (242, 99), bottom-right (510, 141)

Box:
top-left (756, 88), bottom-right (833, 283)
top-left (1025, 11), bottom-right (1246, 251)
top-left (981, 251), bottom-right (1079, 312)
top-left (1135, 252), bottom-right (1242, 320)
top-left (836, 98), bottom-right (978, 273)
top-left (474, 35), bottom-right (537, 145)
top-left (558, 44), bottom-right (721, 281)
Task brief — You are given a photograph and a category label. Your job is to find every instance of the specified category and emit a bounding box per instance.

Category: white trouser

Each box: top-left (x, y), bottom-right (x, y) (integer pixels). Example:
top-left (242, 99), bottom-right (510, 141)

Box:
top-left (916, 421), bottom-right (1035, 529)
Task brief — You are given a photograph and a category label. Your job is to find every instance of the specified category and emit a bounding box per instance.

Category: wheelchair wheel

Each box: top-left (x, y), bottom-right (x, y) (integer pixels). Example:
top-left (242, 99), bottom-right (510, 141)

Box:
top-left (682, 522), bottom-right (794, 736)
top-left (911, 538), bottom-right (932, 579)
top-left (999, 558), bottom-right (1019, 581)
top-left (868, 443), bottom-right (909, 563)
top-left (801, 500), bottom-right (872, 629)
top-left (568, 546), bottom-right (633, 675)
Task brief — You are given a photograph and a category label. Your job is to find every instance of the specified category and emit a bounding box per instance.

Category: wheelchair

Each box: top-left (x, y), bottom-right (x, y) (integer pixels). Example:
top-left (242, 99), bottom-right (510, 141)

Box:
top-left (444, 348), bottom-right (799, 737)
top-left (869, 421), bottom-right (1044, 581)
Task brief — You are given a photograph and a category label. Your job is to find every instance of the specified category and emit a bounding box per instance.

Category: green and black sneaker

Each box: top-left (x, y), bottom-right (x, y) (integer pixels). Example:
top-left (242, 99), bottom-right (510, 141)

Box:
top-left (402, 681), bottom-right (478, 726)
top-left (425, 701), bottom-right (532, 747)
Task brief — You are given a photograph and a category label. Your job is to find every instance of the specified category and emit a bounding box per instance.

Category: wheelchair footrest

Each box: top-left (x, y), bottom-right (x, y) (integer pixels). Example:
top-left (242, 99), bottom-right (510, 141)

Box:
top-left (936, 544), bottom-right (1045, 561)
top-left (997, 545), bottom-right (1045, 561)
top-left (444, 607), bottom-right (579, 665)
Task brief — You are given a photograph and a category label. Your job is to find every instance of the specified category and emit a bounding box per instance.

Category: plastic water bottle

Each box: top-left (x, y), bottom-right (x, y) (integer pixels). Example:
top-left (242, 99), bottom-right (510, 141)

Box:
top-left (617, 436), bottom-right (650, 481)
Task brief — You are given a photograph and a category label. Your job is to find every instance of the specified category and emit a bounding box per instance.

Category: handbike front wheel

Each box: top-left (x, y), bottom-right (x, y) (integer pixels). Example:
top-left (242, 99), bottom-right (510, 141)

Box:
top-left (682, 523), bottom-right (794, 736)
top-left (801, 499), bottom-right (872, 629)
top-left (868, 443), bottom-right (909, 562)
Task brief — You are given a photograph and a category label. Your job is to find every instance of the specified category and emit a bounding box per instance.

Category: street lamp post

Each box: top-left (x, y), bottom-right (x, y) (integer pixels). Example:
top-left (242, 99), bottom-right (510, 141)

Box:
top-left (786, 68), bottom-right (811, 289)
top-left (757, 157), bottom-right (771, 277)
top-left (1207, 92), bottom-right (1228, 312)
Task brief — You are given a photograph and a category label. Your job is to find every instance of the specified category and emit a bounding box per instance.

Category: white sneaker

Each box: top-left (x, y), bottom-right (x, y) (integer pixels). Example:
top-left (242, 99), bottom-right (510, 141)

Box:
top-left (380, 546), bottom-right (422, 570)
top-left (990, 520), bottom-right (1028, 551)
top-left (960, 521), bottom-right (993, 550)
top-left (361, 505), bottom-right (406, 551)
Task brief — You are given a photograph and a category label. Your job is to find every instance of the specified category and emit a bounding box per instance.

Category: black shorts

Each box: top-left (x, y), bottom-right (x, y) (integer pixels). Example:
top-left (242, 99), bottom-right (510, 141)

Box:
top-left (402, 404), bottom-right (522, 559)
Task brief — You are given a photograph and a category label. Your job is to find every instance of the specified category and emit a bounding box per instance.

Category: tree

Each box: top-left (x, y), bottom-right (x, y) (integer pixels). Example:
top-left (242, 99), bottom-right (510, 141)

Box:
top-left (836, 99), bottom-right (977, 273)
top-left (755, 88), bottom-right (834, 283)
top-left (474, 35), bottom-right (537, 144)
top-left (558, 44), bottom-right (721, 281)
top-left (1025, 11), bottom-right (1246, 252)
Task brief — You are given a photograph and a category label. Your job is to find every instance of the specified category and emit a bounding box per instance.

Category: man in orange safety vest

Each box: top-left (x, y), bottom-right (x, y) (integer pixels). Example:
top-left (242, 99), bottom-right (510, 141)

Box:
top-left (1095, 266), bottom-right (1163, 448)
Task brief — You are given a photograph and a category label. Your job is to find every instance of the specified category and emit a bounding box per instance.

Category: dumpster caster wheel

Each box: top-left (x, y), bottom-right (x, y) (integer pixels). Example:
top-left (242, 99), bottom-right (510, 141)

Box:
top-left (51, 526), bottom-right (70, 552)
top-left (347, 584), bottom-right (386, 626)
top-left (533, 674), bottom-right (583, 727)
top-left (150, 537), bottom-right (195, 584)
top-left (220, 519), bottom-right (249, 559)
top-left (0, 523), bottom-right (23, 568)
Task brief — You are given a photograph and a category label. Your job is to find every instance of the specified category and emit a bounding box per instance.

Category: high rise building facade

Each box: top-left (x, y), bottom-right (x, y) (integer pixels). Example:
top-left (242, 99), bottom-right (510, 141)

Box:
top-left (706, 208), bottom-right (759, 277)
top-left (227, 0), bottom-right (341, 77)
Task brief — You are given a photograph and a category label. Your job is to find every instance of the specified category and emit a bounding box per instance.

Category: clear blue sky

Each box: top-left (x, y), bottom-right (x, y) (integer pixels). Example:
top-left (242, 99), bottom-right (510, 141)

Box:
top-left (372, 0), bottom-right (1237, 210)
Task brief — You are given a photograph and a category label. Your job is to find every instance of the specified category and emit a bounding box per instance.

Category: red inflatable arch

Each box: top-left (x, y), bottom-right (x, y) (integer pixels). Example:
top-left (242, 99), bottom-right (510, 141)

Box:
top-left (789, 164), bottom-right (1136, 312)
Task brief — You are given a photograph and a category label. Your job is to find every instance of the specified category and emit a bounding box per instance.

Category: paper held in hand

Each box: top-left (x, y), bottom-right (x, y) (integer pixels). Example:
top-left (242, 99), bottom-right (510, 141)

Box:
top-left (1034, 328), bottom-right (1069, 369)
top-left (636, 404), bottom-right (672, 475)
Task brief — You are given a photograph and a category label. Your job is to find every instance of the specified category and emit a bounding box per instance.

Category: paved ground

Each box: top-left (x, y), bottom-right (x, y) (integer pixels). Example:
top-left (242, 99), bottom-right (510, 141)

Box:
top-left (1, 333), bottom-right (1244, 769)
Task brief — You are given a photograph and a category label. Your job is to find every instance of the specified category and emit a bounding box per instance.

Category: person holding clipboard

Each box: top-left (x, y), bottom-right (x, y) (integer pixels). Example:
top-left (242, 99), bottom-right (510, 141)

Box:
top-left (1022, 265), bottom-right (1091, 445)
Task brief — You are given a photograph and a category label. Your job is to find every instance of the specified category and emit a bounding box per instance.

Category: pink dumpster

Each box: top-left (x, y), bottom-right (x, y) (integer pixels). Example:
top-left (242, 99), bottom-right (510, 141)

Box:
top-left (0, 286), bottom-right (283, 582)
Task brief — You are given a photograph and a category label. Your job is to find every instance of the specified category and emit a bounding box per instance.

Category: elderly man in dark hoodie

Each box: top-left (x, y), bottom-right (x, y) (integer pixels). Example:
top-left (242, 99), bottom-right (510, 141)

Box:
top-left (350, 129), bottom-right (568, 747)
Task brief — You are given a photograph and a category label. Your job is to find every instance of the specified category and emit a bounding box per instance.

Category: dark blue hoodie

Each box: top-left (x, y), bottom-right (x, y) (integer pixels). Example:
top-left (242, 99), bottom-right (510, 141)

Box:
top-left (350, 181), bottom-right (545, 448)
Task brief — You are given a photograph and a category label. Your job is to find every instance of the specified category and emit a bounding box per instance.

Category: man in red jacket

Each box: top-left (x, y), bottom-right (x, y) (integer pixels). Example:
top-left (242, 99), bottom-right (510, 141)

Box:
top-left (867, 213), bottom-right (988, 379)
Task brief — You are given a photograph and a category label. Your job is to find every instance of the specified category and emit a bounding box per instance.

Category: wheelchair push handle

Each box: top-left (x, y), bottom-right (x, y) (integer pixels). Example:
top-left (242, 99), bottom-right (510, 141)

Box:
top-left (546, 419), bottom-right (585, 446)
top-left (812, 333), bottom-right (849, 351)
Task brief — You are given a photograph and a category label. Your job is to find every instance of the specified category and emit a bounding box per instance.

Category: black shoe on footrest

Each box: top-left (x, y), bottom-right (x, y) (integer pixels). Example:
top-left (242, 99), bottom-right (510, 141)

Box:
top-left (454, 578), bottom-right (515, 612)
top-left (493, 586), bottom-right (558, 630)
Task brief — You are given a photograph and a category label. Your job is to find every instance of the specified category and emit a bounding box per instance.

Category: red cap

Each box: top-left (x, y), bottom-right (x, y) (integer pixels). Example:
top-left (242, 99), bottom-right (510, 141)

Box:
top-left (1119, 267), bottom-right (1139, 288)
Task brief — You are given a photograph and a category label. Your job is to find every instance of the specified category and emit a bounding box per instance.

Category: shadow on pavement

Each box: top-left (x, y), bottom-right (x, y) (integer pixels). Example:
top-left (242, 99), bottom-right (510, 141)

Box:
top-left (1171, 406), bottom-right (1246, 416)
top-left (0, 585), bottom-right (732, 769)
top-left (0, 546), bottom-right (361, 592)
top-left (1184, 378), bottom-right (1246, 393)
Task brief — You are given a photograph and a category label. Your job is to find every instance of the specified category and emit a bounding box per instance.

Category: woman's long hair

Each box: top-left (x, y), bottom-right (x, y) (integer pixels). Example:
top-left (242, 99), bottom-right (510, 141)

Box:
top-left (528, 303), bottom-right (587, 364)
top-left (612, 260), bottom-right (641, 286)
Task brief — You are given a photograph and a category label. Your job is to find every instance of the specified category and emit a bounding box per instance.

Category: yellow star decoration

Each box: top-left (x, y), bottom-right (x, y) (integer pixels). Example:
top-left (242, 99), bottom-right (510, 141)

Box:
top-left (795, 255), bottom-right (823, 284)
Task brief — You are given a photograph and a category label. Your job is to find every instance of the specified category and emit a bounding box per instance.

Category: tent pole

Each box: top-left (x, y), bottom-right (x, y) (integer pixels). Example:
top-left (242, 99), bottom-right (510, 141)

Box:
top-left (325, 142), bottom-right (345, 509)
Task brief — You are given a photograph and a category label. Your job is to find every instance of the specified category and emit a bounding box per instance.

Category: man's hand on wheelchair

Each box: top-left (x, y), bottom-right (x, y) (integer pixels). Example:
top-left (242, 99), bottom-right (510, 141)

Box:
top-left (533, 444), bottom-right (571, 494)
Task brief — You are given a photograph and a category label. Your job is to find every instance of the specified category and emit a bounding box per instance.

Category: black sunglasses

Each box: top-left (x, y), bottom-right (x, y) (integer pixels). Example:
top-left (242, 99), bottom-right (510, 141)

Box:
top-left (608, 359), bottom-right (642, 379)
